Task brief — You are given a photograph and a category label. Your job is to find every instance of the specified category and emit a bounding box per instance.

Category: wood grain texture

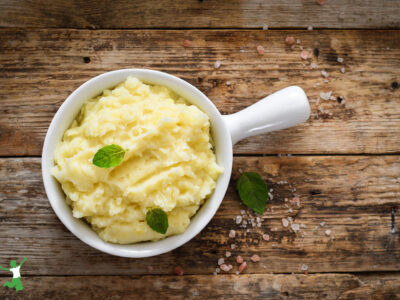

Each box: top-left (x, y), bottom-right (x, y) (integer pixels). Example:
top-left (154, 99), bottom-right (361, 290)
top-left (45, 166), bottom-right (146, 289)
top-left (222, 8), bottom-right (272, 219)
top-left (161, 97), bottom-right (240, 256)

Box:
top-left (0, 156), bottom-right (399, 276)
top-left (1, 273), bottom-right (399, 300)
top-left (0, 29), bottom-right (399, 156)
top-left (1, 0), bottom-right (400, 29)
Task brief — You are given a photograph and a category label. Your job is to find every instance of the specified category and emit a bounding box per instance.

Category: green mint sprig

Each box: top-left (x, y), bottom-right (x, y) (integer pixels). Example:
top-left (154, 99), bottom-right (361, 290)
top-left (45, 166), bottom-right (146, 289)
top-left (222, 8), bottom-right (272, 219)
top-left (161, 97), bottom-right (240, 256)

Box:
top-left (236, 172), bottom-right (268, 214)
top-left (146, 208), bottom-right (169, 234)
top-left (92, 144), bottom-right (126, 168)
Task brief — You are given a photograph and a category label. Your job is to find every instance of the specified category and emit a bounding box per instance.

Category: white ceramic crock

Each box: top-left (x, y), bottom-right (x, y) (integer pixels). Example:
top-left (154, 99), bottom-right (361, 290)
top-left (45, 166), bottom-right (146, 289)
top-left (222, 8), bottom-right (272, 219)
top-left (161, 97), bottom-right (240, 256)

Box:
top-left (42, 69), bottom-right (310, 257)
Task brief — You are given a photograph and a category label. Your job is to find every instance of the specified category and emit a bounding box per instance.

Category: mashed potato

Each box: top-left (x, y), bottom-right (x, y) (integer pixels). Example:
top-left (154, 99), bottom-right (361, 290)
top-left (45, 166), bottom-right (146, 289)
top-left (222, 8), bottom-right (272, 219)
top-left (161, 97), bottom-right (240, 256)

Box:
top-left (52, 76), bottom-right (223, 244)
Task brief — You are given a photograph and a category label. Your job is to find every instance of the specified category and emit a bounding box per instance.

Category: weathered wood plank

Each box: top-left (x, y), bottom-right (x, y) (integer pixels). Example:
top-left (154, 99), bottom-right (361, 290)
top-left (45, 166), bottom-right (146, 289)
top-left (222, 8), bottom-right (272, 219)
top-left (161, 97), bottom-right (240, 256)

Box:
top-left (0, 156), bottom-right (399, 275)
top-left (1, 0), bottom-right (400, 29)
top-left (0, 29), bottom-right (399, 156)
top-left (0, 274), bottom-right (399, 300)
top-left (340, 273), bottom-right (400, 300)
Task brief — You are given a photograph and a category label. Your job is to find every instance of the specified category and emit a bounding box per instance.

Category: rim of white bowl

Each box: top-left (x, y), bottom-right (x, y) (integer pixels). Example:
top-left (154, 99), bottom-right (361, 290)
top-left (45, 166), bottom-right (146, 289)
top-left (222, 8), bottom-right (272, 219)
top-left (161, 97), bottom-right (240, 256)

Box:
top-left (42, 69), bottom-right (233, 257)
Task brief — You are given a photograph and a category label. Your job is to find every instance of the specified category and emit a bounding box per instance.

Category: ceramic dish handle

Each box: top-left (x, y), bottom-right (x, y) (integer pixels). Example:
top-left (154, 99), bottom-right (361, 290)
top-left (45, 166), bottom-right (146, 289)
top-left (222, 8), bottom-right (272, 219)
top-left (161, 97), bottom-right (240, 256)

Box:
top-left (222, 86), bottom-right (310, 145)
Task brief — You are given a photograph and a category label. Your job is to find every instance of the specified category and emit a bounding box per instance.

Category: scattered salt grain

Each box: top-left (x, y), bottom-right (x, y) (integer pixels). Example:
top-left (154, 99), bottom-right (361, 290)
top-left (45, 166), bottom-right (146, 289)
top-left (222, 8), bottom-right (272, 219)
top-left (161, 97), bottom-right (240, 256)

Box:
top-left (238, 168), bottom-right (243, 174)
top-left (340, 67), bottom-right (346, 73)
top-left (262, 234), bottom-right (270, 241)
top-left (320, 221), bottom-right (326, 227)
top-left (225, 251), bottom-right (232, 258)
top-left (285, 36), bottom-right (295, 45)
top-left (316, 0), bottom-right (325, 5)
top-left (236, 215), bottom-right (243, 224)
top-left (231, 243), bottom-right (236, 250)
top-left (338, 12), bottom-right (345, 20)
top-left (216, 268), bottom-right (220, 274)
top-left (251, 254), bottom-right (260, 262)
top-left (325, 229), bottom-right (332, 236)
top-left (313, 82), bottom-right (321, 88)
top-left (297, 39), bottom-right (301, 44)
top-left (301, 264), bottom-right (308, 271)
top-left (183, 40), bottom-right (191, 47)
top-left (229, 229), bottom-right (236, 238)
top-left (300, 50), bottom-right (309, 60)
top-left (240, 209), bottom-right (246, 214)
top-left (320, 91), bottom-right (332, 100)
top-left (291, 197), bottom-right (301, 206)
top-left (268, 192), bottom-right (274, 200)
top-left (282, 218), bottom-right (289, 227)
top-left (337, 57), bottom-right (344, 63)
top-left (235, 271), bottom-right (239, 275)
top-left (307, 25), bottom-right (313, 31)
top-left (218, 258), bottom-right (225, 265)
top-left (310, 62), bottom-right (318, 69)
top-left (321, 70), bottom-right (329, 78)
top-left (291, 223), bottom-right (300, 232)
top-left (147, 266), bottom-right (153, 273)
top-left (262, 25), bottom-right (269, 30)
top-left (239, 262), bottom-right (247, 273)
top-left (174, 266), bottom-right (184, 276)
top-left (257, 45), bottom-right (265, 55)
top-left (214, 61), bottom-right (221, 69)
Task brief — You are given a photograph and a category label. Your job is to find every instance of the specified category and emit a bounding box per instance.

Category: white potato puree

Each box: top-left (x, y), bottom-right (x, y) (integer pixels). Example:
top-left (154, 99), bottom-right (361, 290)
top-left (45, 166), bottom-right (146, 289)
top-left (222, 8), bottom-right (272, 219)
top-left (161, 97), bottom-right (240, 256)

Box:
top-left (52, 76), bottom-right (223, 244)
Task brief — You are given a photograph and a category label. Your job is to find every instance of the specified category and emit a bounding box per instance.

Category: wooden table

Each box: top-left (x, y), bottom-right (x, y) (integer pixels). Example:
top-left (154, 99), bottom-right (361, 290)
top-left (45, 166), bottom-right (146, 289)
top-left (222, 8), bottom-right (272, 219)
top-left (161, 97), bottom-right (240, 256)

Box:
top-left (0, 1), bottom-right (399, 299)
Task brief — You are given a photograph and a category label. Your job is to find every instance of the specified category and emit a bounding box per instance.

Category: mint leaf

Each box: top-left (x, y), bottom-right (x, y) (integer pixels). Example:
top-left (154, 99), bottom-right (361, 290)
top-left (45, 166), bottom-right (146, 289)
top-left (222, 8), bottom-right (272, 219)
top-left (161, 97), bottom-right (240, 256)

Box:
top-left (236, 172), bottom-right (268, 214)
top-left (146, 208), bottom-right (169, 234)
top-left (92, 144), bottom-right (126, 168)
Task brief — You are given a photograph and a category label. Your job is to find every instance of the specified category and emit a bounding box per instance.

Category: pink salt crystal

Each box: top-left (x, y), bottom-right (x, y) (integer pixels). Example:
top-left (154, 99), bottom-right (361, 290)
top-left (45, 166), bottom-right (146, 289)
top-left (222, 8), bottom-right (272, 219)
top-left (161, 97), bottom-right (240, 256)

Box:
top-left (285, 36), bottom-right (295, 45)
top-left (226, 251), bottom-right (232, 258)
top-left (262, 234), bottom-right (270, 241)
top-left (218, 258), bottom-right (225, 265)
top-left (214, 61), bottom-right (221, 68)
top-left (257, 45), bottom-right (265, 55)
top-left (239, 262), bottom-right (247, 273)
top-left (183, 39), bottom-right (191, 47)
top-left (147, 266), bottom-right (153, 273)
top-left (251, 254), bottom-right (260, 262)
top-left (229, 229), bottom-right (236, 238)
top-left (282, 218), bottom-right (289, 227)
top-left (316, 0), bottom-right (325, 4)
top-left (174, 266), bottom-right (184, 276)
top-left (220, 264), bottom-right (230, 272)
top-left (236, 256), bottom-right (244, 264)
top-left (300, 50), bottom-right (309, 60)
top-left (325, 229), bottom-right (332, 236)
